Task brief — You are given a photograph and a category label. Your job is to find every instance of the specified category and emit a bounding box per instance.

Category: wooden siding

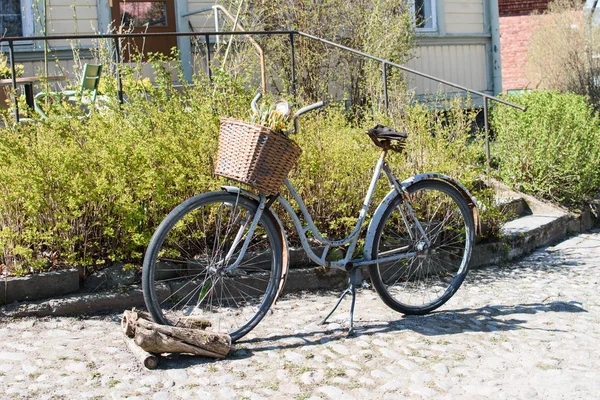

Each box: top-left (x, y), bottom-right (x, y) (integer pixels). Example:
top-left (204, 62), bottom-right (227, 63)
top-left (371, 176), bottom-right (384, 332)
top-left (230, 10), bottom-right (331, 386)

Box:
top-left (444, 0), bottom-right (485, 34)
top-left (406, 44), bottom-right (488, 94)
top-left (46, 0), bottom-right (97, 47)
top-left (46, 0), bottom-right (98, 34)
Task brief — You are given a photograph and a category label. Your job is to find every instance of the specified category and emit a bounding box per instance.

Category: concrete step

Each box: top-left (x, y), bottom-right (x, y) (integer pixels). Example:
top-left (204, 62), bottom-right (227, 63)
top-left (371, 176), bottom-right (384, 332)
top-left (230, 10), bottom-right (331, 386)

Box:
top-left (471, 179), bottom-right (598, 268)
top-left (495, 196), bottom-right (532, 220)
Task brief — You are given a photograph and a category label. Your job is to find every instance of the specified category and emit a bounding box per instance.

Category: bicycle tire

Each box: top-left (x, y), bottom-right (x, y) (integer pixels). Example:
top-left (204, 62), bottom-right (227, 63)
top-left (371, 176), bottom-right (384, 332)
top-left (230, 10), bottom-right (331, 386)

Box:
top-left (369, 179), bottom-right (474, 315)
top-left (142, 191), bottom-right (283, 342)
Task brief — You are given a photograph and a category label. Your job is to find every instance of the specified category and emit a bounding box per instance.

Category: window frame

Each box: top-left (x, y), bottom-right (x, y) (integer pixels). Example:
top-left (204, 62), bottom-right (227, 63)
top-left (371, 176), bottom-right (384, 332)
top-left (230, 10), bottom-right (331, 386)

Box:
top-left (412, 0), bottom-right (438, 33)
top-left (0, 0), bottom-right (34, 45)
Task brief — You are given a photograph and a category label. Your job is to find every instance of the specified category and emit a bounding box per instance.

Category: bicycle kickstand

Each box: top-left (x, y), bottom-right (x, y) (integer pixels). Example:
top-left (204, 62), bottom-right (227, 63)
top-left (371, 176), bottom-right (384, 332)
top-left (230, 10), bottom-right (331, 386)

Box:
top-left (321, 268), bottom-right (360, 336)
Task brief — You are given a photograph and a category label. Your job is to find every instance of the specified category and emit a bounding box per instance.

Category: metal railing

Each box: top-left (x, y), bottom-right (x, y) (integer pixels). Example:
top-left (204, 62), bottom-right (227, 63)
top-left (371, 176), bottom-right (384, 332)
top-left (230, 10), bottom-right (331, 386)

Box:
top-left (1, 30), bottom-right (525, 171)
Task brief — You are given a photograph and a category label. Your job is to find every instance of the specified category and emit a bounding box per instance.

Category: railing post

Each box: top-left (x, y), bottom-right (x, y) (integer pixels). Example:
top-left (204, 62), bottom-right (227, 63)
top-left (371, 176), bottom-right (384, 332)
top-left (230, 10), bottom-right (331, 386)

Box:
top-left (9, 40), bottom-right (20, 123)
top-left (290, 32), bottom-right (296, 98)
top-left (483, 96), bottom-right (491, 180)
top-left (205, 34), bottom-right (212, 83)
top-left (382, 61), bottom-right (389, 112)
top-left (113, 38), bottom-right (124, 104)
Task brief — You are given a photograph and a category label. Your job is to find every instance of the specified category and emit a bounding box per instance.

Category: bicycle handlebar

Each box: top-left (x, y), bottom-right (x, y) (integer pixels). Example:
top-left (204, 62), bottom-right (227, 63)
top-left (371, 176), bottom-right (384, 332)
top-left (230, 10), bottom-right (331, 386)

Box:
top-left (251, 93), bottom-right (262, 113)
top-left (293, 100), bottom-right (328, 134)
top-left (250, 93), bottom-right (328, 134)
top-left (293, 100), bottom-right (328, 119)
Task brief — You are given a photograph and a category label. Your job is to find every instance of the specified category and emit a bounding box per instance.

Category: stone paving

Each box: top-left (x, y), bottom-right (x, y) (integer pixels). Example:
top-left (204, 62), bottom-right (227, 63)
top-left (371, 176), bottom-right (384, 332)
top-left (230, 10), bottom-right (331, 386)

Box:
top-left (1, 231), bottom-right (600, 400)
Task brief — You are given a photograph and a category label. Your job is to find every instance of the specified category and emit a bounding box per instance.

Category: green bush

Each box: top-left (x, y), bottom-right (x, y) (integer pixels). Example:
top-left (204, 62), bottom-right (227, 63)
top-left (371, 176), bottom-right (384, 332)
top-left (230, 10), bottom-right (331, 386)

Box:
top-left (0, 73), bottom-right (492, 276)
top-left (491, 90), bottom-right (600, 207)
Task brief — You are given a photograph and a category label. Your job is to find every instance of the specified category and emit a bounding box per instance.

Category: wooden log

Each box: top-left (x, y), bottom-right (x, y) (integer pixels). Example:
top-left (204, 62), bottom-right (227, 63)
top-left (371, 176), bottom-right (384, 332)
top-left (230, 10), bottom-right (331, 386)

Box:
top-left (134, 326), bottom-right (226, 358)
top-left (121, 310), bottom-right (138, 338)
top-left (135, 318), bottom-right (231, 357)
top-left (120, 309), bottom-right (231, 359)
top-left (122, 332), bottom-right (159, 369)
top-left (173, 317), bottom-right (212, 330)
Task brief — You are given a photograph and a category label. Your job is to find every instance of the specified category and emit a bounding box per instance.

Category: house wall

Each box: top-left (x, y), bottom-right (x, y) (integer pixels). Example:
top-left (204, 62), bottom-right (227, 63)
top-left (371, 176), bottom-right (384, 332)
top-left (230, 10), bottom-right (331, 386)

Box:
top-left (499, 14), bottom-right (542, 91)
top-left (187, 0), bottom-right (217, 31)
top-left (406, 0), bottom-right (494, 97)
top-left (46, 0), bottom-right (98, 48)
top-left (445, 0), bottom-right (485, 34)
top-left (407, 44), bottom-right (487, 95)
top-left (498, 0), bottom-right (549, 92)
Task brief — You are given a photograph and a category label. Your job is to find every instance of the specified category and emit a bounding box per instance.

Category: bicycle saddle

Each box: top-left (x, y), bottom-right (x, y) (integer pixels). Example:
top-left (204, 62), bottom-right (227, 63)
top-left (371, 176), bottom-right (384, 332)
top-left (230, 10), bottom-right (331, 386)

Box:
top-left (366, 125), bottom-right (408, 152)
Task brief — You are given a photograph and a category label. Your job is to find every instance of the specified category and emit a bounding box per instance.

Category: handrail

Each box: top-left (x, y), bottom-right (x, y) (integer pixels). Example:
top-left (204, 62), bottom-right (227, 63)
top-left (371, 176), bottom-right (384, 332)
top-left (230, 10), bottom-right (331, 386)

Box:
top-left (296, 31), bottom-right (526, 112)
top-left (294, 31), bottom-right (527, 176)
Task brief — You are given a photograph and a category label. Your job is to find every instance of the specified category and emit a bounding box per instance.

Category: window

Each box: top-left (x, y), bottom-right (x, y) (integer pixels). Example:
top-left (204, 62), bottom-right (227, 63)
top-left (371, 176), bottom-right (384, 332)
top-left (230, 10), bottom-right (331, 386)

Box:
top-left (120, 2), bottom-right (168, 28)
top-left (111, 0), bottom-right (177, 58)
top-left (0, 0), bottom-right (33, 39)
top-left (413, 0), bottom-right (437, 32)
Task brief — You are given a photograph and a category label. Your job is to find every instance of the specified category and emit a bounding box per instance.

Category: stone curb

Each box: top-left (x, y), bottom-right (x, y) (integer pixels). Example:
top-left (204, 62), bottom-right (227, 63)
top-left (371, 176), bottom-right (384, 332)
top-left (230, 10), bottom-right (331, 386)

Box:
top-left (1, 206), bottom-right (598, 318)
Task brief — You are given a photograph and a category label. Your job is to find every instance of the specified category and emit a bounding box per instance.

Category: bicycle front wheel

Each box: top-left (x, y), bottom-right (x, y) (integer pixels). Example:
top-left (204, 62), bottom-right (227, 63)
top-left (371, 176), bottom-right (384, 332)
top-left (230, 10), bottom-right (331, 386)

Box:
top-left (142, 191), bottom-right (283, 342)
top-left (369, 179), bottom-right (474, 315)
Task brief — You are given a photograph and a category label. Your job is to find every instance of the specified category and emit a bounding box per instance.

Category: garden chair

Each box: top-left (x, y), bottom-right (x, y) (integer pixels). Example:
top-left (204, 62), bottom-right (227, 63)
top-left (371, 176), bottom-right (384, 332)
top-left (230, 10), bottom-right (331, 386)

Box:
top-left (34, 63), bottom-right (102, 119)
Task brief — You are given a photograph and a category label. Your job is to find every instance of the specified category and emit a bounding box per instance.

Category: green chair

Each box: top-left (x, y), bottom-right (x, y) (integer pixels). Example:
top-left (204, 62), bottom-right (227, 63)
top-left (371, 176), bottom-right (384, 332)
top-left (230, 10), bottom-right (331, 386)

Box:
top-left (34, 63), bottom-right (102, 119)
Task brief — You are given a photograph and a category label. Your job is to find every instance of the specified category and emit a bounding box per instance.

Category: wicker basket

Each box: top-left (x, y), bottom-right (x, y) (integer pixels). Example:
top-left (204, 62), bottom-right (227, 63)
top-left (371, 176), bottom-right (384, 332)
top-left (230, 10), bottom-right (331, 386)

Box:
top-left (215, 118), bottom-right (302, 194)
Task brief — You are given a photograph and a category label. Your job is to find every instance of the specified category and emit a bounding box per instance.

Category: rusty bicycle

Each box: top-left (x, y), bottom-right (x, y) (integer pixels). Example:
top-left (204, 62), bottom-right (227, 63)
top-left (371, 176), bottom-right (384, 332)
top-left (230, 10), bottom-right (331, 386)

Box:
top-left (142, 94), bottom-right (477, 342)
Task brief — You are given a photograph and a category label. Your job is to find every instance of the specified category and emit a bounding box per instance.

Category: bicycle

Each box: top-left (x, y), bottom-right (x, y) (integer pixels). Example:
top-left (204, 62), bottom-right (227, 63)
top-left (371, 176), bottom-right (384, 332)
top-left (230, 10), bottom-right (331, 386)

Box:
top-left (141, 94), bottom-right (477, 342)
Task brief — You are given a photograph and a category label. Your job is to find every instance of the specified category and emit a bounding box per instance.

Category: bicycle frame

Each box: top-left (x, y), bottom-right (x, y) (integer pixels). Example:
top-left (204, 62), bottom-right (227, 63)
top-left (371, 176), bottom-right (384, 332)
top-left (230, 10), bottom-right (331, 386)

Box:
top-left (222, 149), bottom-right (430, 274)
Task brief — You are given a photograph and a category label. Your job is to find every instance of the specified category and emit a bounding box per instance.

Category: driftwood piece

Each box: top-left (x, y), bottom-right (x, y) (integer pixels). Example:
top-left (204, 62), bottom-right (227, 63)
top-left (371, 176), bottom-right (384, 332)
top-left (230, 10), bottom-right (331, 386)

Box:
top-left (134, 326), bottom-right (225, 358)
top-left (121, 310), bottom-right (232, 360)
top-left (122, 332), bottom-right (159, 369)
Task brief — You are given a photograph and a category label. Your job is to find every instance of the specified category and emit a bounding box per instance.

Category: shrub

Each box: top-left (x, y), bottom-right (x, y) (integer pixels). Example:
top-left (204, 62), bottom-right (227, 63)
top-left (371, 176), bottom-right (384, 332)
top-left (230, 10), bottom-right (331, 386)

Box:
top-left (0, 71), bottom-right (492, 275)
top-left (491, 90), bottom-right (600, 206)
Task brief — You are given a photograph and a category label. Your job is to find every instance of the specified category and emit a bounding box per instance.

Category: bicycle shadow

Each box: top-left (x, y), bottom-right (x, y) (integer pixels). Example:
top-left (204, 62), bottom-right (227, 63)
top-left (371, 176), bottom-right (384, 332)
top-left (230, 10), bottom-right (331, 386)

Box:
top-left (157, 299), bottom-right (585, 369)
top-left (244, 300), bottom-right (585, 349)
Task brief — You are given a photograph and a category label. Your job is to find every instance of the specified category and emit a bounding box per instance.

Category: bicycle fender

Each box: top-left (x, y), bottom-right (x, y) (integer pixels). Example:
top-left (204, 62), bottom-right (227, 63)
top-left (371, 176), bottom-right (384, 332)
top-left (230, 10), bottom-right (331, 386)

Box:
top-left (221, 186), bottom-right (290, 303)
top-left (363, 174), bottom-right (480, 261)
top-left (364, 188), bottom-right (399, 262)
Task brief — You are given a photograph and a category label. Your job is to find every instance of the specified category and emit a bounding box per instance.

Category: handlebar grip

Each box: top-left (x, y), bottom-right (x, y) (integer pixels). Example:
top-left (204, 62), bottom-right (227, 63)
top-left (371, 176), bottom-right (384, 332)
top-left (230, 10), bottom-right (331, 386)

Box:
top-left (251, 93), bottom-right (262, 113)
top-left (293, 100), bottom-right (327, 119)
top-left (293, 100), bottom-right (329, 134)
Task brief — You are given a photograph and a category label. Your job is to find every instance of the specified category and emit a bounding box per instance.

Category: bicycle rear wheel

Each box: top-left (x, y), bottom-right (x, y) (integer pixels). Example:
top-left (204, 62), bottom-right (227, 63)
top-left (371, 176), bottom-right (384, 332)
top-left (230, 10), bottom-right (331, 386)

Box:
top-left (369, 179), bottom-right (474, 315)
top-left (142, 191), bottom-right (283, 342)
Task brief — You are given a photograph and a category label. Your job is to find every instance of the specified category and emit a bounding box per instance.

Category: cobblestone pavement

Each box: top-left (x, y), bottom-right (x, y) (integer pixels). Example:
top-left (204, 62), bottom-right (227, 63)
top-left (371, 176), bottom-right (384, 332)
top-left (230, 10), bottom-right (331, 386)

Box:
top-left (1, 231), bottom-right (600, 400)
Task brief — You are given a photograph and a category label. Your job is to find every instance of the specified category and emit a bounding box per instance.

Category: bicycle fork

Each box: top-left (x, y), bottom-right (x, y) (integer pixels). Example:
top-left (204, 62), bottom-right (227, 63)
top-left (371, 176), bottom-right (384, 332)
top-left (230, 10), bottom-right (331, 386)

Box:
top-left (219, 195), bottom-right (267, 274)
